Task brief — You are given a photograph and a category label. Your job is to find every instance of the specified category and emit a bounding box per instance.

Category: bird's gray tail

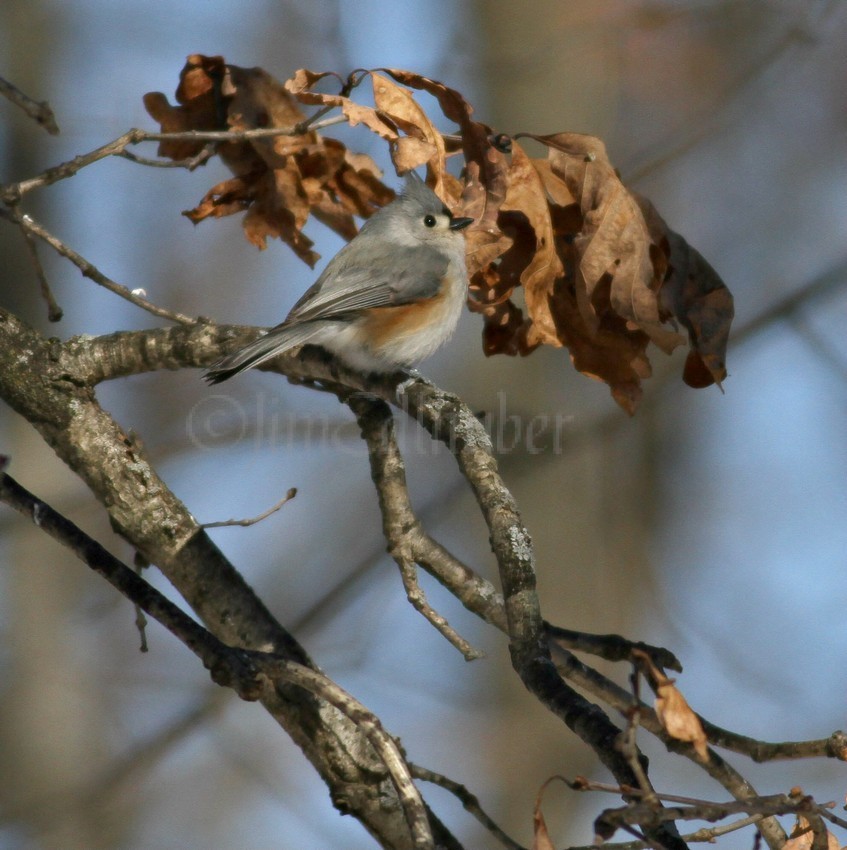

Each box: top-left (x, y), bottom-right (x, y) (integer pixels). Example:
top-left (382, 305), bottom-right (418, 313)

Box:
top-left (204, 323), bottom-right (326, 384)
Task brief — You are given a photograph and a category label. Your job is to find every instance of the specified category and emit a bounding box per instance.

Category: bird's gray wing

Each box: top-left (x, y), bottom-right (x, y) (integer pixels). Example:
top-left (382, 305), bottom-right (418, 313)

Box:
top-left (204, 323), bottom-right (329, 384)
top-left (285, 242), bottom-right (449, 324)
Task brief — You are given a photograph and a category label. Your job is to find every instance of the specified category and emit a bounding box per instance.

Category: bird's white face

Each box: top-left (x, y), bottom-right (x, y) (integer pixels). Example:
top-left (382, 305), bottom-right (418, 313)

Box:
top-left (412, 208), bottom-right (459, 243)
top-left (379, 205), bottom-right (461, 249)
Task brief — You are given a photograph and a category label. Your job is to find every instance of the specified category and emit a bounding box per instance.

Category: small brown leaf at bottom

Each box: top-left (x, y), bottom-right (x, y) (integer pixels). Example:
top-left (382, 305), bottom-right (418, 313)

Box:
top-left (634, 648), bottom-right (709, 760)
top-left (655, 680), bottom-right (709, 761)
top-left (784, 816), bottom-right (842, 850)
top-left (533, 776), bottom-right (568, 850)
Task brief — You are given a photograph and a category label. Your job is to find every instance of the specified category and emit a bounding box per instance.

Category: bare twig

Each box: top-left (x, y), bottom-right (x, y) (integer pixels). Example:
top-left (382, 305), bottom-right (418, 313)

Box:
top-left (567, 776), bottom-right (836, 848)
top-left (202, 487), bottom-right (297, 529)
top-left (9, 205), bottom-right (64, 321)
top-left (410, 763), bottom-right (526, 850)
top-left (117, 144), bottom-right (216, 171)
top-left (593, 792), bottom-right (825, 841)
top-left (0, 75), bottom-right (59, 134)
top-left (396, 555), bottom-right (484, 661)
top-left (2, 130), bottom-right (147, 200)
top-left (0, 116), bottom-right (348, 204)
top-left (618, 703), bottom-right (658, 803)
top-left (2, 209), bottom-right (195, 324)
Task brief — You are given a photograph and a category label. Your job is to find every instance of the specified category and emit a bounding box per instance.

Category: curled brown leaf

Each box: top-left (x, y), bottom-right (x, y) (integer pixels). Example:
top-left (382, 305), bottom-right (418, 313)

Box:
top-left (145, 57), bottom-right (394, 268)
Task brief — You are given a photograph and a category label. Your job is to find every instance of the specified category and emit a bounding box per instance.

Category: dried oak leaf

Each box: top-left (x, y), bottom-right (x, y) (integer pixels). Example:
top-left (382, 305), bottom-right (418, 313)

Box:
top-left (637, 194), bottom-right (734, 388)
top-left (379, 68), bottom-right (511, 265)
top-left (634, 650), bottom-right (709, 761)
top-left (468, 143), bottom-right (653, 412)
top-left (529, 132), bottom-right (685, 355)
top-left (143, 54), bottom-right (227, 160)
top-left (549, 275), bottom-right (653, 415)
top-left (145, 57), bottom-right (393, 268)
top-left (500, 142), bottom-right (565, 348)
top-left (371, 72), bottom-right (445, 191)
top-left (285, 69), bottom-right (399, 141)
top-left (784, 816), bottom-right (842, 850)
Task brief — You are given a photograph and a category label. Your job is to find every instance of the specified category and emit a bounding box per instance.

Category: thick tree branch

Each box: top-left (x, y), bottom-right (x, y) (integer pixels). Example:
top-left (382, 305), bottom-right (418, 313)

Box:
top-left (0, 308), bottom-right (461, 850)
top-left (0, 465), bottom-right (440, 850)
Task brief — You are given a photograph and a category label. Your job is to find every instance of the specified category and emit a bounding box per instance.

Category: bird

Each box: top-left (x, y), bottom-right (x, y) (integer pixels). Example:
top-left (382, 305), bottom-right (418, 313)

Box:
top-left (204, 172), bottom-right (473, 384)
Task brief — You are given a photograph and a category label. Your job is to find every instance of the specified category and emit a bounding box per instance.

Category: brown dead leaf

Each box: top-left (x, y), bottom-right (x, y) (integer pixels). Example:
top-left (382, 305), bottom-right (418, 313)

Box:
top-left (637, 194), bottom-right (734, 388)
top-left (530, 132), bottom-right (685, 355)
top-left (784, 816), bottom-right (842, 850)
top-left (379, 69), bottom-right (508, 224)
top-left (285, 69), bottom-right (399, 141)
top-left (468, 145), bottom-right (655, 413)
top-left (655, 679), bottom-right (709, 761)
top-left (370, 72), bottom-right (445, 188)
top-left (146, 57), bottom-right (394, 268)
top-left (533, 777), bottom-right (568, 850)
top-left (142, 54), bottom-right (228, 160)
top-left (500, 142), bottom-right (565, 348)
top-left (634, 650), bottom-right (709, 761)
top-left (549, 275), bottom-right (652, 415)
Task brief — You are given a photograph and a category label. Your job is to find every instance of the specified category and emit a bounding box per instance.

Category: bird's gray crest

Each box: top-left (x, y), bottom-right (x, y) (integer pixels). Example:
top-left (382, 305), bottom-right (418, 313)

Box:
top-left (399, 170), bottom-right (448, 214)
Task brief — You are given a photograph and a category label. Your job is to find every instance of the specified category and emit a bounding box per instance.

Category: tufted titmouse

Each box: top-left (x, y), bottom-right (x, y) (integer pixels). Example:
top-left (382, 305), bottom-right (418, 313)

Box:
top-left (204, 172), bottom-right (473, 383)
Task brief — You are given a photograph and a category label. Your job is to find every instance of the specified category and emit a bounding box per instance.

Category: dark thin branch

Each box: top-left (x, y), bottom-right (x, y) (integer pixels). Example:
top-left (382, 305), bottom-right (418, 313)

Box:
top-left (546, 623), bottom-right (682, 673)
top-left (410, 763), bottom-right (527, 850)
top-left (549, 641), bottom-right (788, 847)
top-left (117, 144), bottom-right (216, 170)
top-left (0, 75), bottom-right (59, 134)
top-left (0, 118), bottom-right (348, 202)
top-left (593, 791), bottom-right (825, 842)
top-left (0, 463), bottom-right (263, 700)
top-left (0, 465), bottom-right (436, 850)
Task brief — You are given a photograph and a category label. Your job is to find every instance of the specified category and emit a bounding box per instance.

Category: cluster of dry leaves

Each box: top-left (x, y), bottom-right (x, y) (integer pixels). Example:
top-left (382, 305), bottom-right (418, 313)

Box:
top-left (145, 55), bottom-right (733, 413)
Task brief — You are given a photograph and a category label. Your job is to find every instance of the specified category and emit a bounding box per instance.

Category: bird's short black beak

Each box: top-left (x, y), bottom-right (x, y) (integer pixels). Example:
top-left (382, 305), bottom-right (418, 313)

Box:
top-left (449, 216), bottom-right (474, 231)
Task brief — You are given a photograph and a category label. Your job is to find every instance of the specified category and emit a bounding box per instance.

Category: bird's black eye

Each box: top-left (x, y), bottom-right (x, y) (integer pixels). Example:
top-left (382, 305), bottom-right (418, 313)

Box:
top-left (423, 214), bottom-right (437, 228)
